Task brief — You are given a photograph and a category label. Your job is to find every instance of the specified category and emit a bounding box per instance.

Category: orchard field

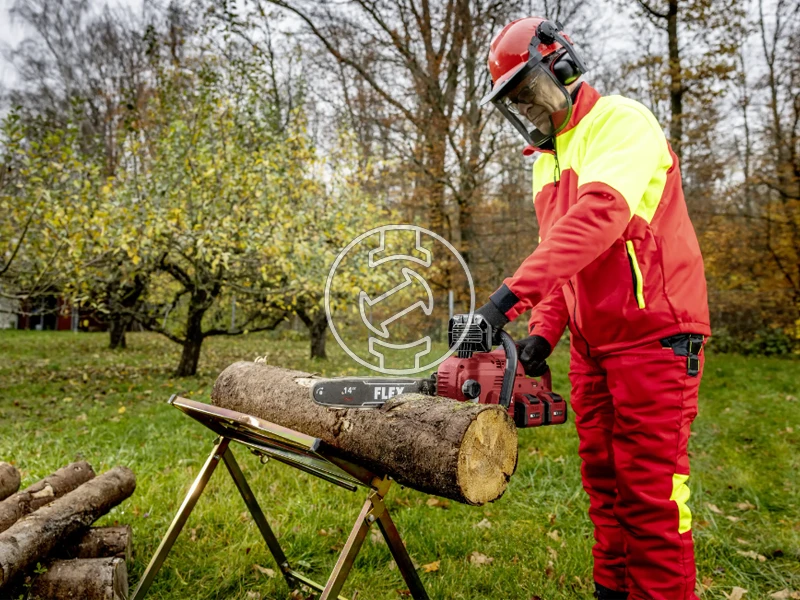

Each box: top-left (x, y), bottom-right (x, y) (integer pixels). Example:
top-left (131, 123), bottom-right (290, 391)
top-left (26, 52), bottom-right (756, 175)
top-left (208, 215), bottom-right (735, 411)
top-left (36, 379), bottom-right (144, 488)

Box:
top-left (1, 330), bottom-right (798, 600)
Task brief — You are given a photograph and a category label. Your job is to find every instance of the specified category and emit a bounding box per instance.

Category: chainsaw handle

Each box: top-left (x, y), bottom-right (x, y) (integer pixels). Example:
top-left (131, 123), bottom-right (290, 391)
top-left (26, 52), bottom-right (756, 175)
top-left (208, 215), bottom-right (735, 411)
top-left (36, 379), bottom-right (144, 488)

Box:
top-left (498, 330), bottom-right (517, 409)
top-left (539, 365), bottom-right (553, 392)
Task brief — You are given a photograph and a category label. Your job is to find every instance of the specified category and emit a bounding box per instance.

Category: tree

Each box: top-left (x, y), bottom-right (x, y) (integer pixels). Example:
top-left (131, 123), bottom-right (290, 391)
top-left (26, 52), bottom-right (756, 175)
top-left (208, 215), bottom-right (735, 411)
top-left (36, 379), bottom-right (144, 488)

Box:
top-left (0, 112), bottom-right (101, 308)
top-left (4, 0), bottom-right (195, 347)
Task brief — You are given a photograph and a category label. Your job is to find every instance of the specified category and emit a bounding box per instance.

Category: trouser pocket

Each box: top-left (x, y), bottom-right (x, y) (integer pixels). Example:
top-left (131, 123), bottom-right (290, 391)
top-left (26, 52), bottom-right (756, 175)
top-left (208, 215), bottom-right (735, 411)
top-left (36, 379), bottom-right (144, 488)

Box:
top-left (660, 333), bottom-right (705, 377)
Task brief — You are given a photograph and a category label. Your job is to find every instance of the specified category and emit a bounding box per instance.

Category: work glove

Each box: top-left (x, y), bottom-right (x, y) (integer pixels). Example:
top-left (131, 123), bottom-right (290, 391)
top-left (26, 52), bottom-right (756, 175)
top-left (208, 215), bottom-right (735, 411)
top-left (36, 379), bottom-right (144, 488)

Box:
top-left (515, 334), bottom-right (552, 377)
top-left (474, 301), bottom-right (510, 345)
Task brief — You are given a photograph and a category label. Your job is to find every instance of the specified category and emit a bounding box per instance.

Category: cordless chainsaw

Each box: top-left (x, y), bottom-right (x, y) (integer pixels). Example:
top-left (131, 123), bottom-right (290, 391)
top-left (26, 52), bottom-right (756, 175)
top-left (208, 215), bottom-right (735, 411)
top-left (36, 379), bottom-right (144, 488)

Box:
top-left (311, 314), bottom-right (567, 428)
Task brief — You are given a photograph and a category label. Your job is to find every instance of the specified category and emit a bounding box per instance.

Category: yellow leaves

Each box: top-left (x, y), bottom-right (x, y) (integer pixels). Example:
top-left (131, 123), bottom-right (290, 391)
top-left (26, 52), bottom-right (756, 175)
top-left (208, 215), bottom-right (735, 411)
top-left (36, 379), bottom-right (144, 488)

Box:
top-left (421, 560), bottom-right (440, 573)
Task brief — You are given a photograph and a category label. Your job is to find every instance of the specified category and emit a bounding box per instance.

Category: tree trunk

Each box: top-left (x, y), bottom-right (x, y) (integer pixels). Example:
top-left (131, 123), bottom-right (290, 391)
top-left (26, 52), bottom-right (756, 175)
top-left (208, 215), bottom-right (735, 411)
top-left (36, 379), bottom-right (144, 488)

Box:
top-left (0, 462), bottom-right (95, 533)
top-left (296, 308), bottom-right (328, 360)
top-left (176, 303), bottom-right (207, 377)
top-left (108, 316), bottom-right (128, 350)
top-left (309, 317), bottom-right (327, 359)
top-left (55, 526), bottom-right (132, 562)
top-left (211, 362), bottom-right (517, 505)
top-left (0, 464), bottom-right (19, 502)
top-left (666, 0), bottom-right (683, 162)
top-left (106, 274), bottom-right (145, 350)
top-left (28, 557), bottom-right (128, 600)
top-left (0, 466), bottom-right (135, 588)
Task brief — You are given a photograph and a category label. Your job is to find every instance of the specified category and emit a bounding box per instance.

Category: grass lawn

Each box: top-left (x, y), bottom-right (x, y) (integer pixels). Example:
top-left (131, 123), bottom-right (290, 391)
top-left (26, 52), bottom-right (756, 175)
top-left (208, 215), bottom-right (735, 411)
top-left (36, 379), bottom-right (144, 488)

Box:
top-left (0, 330), bottom-right (798, 600)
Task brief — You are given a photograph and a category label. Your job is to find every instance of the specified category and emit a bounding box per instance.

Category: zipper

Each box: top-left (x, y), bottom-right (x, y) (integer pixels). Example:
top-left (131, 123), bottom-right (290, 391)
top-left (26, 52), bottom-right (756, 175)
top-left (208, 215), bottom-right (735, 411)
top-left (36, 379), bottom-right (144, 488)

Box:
top-left (567, 279), bottom-right (591, 357)
top-left (625, 240), bottom-right (646, 309)
top-left (553, 139), bottom-right (561, 187)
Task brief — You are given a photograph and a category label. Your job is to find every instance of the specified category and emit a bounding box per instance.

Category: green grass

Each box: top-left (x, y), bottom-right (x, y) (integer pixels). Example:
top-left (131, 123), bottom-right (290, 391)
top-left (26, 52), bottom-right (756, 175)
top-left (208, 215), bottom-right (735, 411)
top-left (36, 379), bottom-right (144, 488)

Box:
top-left (0, 330), bottom-right (798, 599)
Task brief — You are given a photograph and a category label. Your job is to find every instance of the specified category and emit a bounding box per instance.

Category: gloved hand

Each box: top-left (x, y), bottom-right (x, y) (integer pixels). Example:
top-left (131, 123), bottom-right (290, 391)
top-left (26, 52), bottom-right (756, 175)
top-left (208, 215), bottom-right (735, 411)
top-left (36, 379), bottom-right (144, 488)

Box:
top-left (474, 301), bottom-right (510, 344)
top-left (515, 334), bottom-right (552, 377)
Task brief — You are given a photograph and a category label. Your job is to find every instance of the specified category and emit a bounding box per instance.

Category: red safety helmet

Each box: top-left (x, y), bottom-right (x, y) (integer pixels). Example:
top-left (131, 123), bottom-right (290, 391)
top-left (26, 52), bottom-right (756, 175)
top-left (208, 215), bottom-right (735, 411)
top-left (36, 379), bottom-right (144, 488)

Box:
top-left (481, 18), bottom-right (587, 147)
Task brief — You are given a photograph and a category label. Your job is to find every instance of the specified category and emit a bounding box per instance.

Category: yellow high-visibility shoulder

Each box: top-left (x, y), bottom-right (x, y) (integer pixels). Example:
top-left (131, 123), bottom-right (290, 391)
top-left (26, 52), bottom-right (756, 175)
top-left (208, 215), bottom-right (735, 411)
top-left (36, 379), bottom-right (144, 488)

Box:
top-left (576, 96), bottom-right (672, 221)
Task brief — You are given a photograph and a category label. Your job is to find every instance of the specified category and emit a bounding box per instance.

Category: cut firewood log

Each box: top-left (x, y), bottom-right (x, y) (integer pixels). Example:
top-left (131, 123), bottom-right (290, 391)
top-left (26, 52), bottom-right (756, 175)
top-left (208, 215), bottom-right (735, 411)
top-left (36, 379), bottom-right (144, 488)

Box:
top-left (28, 557), bottom-right (128, 600)
top-left (0, 466), bottom-right (135, 589)
top-left (211, 362), bottom-right (518, 506)
top-left (55, 525), bottom-right (132, 562)
top-left (0, 463), bottom-right (20, 501)
top-left (0, 461), bottom-right (95, 533)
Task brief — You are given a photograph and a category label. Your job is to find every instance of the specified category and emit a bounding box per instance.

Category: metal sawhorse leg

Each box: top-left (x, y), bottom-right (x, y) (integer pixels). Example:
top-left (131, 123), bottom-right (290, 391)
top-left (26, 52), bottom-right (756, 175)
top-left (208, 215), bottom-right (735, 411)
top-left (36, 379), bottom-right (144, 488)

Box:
top-left (131, 431), bottom-right (429, 600)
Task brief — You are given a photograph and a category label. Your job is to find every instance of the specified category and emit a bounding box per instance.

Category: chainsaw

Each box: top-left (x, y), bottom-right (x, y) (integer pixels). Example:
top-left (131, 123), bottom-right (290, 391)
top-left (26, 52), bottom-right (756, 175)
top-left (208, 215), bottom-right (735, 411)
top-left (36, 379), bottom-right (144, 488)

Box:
top-left (311, 314), bottom-right (567, 428)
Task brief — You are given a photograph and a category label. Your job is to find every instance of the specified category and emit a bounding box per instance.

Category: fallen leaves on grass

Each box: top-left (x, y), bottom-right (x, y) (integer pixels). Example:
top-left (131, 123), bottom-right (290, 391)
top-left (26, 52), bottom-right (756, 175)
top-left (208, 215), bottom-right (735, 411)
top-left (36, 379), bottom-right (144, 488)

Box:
top-left (473, 518), bottom-right (492, 529)
top-left (252, 564), bottom-right (275, 578)
top-left (421, 561), bottom-right (440, 573)
top-left (737, 501), bottom-right (756, 511)
top-left (547, 529), bottom-right (561, 541)
top-left (725, 587), bottom-right (748, 600)
top-left (769, 591), bottom-right (800, 599)
top-left (736, 549), bottom-right (767, 562)
top-left (707, 503), bottom-right (724, 514)
top-left (426, 497), bottom-right (449, 509)
top-left (469, 551), bottom-right (493, 566)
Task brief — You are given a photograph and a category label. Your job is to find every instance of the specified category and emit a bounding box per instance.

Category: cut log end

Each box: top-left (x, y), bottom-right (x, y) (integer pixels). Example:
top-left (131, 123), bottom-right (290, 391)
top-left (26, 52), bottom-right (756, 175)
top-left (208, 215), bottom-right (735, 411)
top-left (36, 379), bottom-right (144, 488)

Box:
top-left (457, 407), bottom-right (518, 505)
top-left (0, 463), bottom-right (20, 502)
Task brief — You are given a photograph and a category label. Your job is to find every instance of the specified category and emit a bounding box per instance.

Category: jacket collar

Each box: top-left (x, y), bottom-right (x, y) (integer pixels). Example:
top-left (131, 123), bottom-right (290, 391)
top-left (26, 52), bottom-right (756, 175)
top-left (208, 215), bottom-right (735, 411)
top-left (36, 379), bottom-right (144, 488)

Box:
top-left (522, 82), bottom-right (601, 156)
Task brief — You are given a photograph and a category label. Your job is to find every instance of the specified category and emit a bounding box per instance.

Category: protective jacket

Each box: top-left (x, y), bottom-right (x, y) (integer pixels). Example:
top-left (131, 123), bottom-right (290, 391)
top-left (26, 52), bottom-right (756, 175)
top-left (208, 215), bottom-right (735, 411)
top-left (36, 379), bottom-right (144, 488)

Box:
top-left (489, 83), bottom-right (711, 354)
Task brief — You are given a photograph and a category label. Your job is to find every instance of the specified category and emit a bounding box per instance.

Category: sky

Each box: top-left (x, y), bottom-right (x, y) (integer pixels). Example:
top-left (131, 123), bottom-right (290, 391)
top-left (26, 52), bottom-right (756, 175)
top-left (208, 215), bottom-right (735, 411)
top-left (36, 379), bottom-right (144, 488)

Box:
top-left (0, 0), bottom-right (143, 92)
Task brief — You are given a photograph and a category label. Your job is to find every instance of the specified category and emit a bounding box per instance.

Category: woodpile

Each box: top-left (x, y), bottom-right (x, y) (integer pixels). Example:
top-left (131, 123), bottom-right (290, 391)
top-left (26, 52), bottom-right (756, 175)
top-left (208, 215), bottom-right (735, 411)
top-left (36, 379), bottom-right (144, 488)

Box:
top-left (212, 362), bottom-right (518, 505)
top-left (0, 462), bottom-right (136, 599)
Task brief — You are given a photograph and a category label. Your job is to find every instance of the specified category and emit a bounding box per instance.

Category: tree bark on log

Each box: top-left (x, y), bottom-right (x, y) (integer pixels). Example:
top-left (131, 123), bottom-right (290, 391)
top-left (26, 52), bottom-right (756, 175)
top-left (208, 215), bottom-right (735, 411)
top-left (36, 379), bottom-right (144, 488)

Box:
top-left (0, 463), bottom-right (20, 501)
top-left (0, 466), bottom-right (135, 589)
top-left (28, 557), bottom-right (128, 600)
top-left (211, 362), bottom-right (517, 505)
top-left (0, 461), bottom-right (95, 533)
top-left (55, 526), bottom-right (132, 562)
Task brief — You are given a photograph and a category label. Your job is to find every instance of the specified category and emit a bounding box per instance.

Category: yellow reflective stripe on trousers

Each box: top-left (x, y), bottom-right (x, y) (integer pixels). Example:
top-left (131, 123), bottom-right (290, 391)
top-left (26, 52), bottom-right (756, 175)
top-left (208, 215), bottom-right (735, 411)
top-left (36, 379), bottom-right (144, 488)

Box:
top-left (625, 241), bottom-right (645, 309)
top-left (670, 473), bottom-right (692, 534)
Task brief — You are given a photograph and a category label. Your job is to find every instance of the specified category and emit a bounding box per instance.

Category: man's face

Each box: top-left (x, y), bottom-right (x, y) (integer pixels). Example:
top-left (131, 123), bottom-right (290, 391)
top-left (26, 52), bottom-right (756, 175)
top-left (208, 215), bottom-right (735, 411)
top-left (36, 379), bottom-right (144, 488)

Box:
top-left (505, 67), bottom-right (571, 136)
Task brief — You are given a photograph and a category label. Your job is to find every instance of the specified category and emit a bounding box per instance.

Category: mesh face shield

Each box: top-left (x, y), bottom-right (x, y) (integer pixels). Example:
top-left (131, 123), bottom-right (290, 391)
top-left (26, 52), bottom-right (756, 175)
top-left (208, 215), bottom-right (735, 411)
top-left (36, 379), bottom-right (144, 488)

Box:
top-left (495, 62), bottom-right (573, 146)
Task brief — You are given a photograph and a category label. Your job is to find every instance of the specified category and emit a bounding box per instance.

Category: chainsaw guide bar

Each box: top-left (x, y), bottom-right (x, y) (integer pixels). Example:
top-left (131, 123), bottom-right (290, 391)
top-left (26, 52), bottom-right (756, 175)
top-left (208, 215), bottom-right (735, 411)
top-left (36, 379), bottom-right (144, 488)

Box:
top-left (311, 377), bottom-right (433, 409)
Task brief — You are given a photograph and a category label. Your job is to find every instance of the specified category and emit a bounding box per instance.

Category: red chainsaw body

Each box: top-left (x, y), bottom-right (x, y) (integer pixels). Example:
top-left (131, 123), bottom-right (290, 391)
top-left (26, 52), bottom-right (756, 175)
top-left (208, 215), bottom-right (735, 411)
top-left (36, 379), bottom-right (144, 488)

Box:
top-left (435, 348), bottom-right (567, 428)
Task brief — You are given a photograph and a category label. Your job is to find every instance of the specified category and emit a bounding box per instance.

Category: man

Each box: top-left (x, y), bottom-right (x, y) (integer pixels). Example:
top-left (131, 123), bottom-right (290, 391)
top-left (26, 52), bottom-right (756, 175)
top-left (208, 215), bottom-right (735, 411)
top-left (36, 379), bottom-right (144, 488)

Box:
top-left (474, 17), bottom-right (711, 600)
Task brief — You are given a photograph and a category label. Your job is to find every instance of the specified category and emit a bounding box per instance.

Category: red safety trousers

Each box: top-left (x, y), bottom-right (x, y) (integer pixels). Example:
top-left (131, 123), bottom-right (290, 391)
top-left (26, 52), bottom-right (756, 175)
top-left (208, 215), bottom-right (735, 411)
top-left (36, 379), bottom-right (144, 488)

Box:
top-left (569, 335), bottom-right (704, 600)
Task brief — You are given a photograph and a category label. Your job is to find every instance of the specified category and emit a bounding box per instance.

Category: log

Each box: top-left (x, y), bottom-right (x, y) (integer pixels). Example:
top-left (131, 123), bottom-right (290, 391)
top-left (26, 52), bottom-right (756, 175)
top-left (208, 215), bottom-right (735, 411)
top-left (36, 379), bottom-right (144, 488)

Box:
top-left (0, 463), bottom-right (20, 501)
top-left (0, 466), bottom-right (136, 588)
top-left (55, 525), bottom-right (132, 562)
top-left (28, 557), bottom-right (128, 600)
top-left (0, 461), bottom-right (95, 533)
top-left (211, 362), bottom-right (518, 505)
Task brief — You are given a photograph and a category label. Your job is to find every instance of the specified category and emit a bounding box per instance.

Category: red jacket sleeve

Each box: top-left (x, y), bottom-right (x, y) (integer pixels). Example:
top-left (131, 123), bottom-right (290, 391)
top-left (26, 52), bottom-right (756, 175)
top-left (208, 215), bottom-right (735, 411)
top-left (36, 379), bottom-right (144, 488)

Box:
top-left (528, 286), bottom-right (569, 349)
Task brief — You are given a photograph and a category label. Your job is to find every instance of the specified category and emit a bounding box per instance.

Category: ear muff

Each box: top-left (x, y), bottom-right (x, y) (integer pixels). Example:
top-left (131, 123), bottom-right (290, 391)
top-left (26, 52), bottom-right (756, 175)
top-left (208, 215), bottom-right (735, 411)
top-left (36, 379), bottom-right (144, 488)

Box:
top-left (550, 50), bottom-right (581, 85)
